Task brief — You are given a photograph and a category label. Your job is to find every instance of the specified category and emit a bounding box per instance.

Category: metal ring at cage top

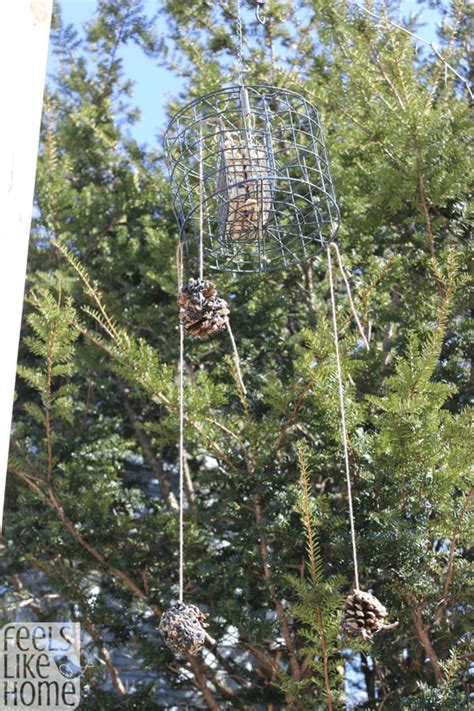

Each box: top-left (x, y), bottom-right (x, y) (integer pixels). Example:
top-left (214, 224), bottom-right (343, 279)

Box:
top-left (164, 85), bottom-right (340, 273)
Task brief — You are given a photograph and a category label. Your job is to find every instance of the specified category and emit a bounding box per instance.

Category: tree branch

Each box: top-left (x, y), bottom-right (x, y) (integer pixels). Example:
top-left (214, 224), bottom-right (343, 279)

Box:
top-left (183, 455), bottom-right (196, 510)
top-left (315, 603), bottom-right (333, 710)
top-left (273, 381), bottom-right (313, 455)
top-left (416, 166), bottom-right (436, 260)
top-left (254, 496), bottom-right (301, 682)
top-left (12, 468), bottom-right (241, 707)
top-left (442, 485), bottom-right (473, 605)
top-left (409, 600), bottom-right (443, 684)
top-left (347, 1), bottom-right (473, 100)
top-left (75, 323), bottom-right (239, 472)
top-left (296, 260), bottom-right (317, 325)
top-left (85, 622), bottom-right (127, 696)
top-left (12, 468), bottom-right (153, 607)
top-left (117, 378), bottom-right (178, 510)
top-left (380, 289), bottom-right (401, 372)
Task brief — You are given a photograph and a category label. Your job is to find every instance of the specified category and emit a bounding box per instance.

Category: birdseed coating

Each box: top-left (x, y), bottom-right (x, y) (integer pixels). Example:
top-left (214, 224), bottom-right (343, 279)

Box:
top-left (159, 602), bottom-right (208, 656)
top-left (178, 278), bottom-right (229, 338)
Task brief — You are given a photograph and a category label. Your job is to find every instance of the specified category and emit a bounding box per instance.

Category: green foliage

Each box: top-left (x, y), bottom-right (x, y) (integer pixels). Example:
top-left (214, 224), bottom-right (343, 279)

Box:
top-left (277, 444), bottom-right (346, 709)
top-left (2, 0), bottom-right (472, 708)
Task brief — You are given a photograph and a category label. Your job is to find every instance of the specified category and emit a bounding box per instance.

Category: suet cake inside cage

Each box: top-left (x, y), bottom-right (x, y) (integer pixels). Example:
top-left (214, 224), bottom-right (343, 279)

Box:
top-left (164, 85), bottom-right (340, 273)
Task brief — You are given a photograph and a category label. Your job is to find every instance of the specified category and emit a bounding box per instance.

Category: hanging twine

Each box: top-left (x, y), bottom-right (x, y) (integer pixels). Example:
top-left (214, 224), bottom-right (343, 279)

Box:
top-left (327, 243), bottom-right (360, 590)
top-left (197, 128), bottom-right (247, 396)
top-left (198, 123), bottom-right (204, 281)
top-left (176, 242), bottom-right (186, 602)
top-left (225, 315), bottom-right (247, 397)
top-left (329, 242), bottom-right (369, 351)
top-left (175, 255), bottom-right (246, 605)
top-left (173, 133), bottom-right (247, 602)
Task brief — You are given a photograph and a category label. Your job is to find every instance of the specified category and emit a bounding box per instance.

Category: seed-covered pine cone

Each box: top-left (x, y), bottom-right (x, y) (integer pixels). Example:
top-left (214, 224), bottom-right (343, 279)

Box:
top-left (342, 590), bottom-right (395, 640)
top-left (178, 278), bottom-right (229, 339)
top-left (159, 602), bottom-right (209, 656)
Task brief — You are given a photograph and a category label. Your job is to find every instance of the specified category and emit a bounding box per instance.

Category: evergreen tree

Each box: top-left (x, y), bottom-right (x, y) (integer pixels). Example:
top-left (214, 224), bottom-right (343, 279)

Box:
top-left (3, 0), bottom-right (472, 708)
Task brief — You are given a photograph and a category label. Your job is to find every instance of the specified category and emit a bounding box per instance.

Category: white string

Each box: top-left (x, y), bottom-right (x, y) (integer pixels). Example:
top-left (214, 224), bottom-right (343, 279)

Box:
top-left (198, 123), bottom-right (204, 281)
top-left (225, 316), bottom-right (247, 397)
top-left (329, 242), bottom-right (369, 351)
top-left (327, 244), bottom-right (360, 590)
top-left (177, 243), bottom-right (185, 603)
top-left (198, 122), bottom-right (246, 398)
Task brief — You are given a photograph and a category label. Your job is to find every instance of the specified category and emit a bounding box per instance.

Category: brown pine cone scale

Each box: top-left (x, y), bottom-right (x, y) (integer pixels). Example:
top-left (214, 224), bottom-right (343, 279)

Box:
top-left (178, 278), bottom-right (229, 339)
top-left (342, 590), bottom-right (396, 640)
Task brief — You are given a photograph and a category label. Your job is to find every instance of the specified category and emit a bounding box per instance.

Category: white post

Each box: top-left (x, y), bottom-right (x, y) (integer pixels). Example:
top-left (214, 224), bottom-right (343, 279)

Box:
top-left (0, 0), bottom-right (53, 529)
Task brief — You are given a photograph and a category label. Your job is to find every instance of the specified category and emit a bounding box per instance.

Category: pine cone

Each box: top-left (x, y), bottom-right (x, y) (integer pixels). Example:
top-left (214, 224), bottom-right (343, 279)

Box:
top-left (178, 278), bottom-right (229, 339)
top-left (342, 590), bottom-right (393, 640)
top-left (159, 602), bottom-right (208, 656)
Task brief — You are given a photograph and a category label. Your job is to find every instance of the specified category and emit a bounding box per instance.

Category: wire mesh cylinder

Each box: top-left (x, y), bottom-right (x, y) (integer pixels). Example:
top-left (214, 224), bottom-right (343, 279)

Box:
top-left (164, 85), bottom-right (340, 273)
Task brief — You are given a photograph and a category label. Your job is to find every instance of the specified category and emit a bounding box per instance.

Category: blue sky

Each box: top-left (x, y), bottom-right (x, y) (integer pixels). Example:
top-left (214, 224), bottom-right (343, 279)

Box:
top-left (47, 1), bottom-right (442, 148)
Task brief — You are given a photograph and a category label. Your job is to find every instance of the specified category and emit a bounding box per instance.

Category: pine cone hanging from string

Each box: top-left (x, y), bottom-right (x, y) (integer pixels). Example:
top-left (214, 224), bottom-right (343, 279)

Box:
top-left (159, 602), bottom-right (209, 656)
top-left (342, 590), bottom-right (396, 640)
top-left (178, 278), bottom-right (229, 339)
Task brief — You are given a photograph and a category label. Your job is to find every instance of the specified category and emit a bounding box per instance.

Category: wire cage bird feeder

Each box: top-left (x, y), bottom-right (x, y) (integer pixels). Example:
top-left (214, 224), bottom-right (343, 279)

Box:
top-left (164, 85), bottom-right (340, 273)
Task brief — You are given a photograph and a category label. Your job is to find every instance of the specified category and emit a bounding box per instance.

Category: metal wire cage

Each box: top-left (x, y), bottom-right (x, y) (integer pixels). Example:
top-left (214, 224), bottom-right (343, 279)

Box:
top-left (164, 85), bottom-right (340, 273)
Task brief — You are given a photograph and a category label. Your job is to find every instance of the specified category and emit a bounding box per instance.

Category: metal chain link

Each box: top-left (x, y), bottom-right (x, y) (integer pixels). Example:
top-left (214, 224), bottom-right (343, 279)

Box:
top-left (236, 0), bottom-right (244, 85)
top-left (236, 1), bottom-right (267, 84)
top-left (255, 0), bottom-right (267, 25)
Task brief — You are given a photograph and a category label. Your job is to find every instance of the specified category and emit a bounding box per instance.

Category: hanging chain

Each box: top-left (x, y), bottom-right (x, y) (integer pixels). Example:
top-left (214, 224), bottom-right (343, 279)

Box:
top-left (255, 0), bottom-right (267, 25)
top-left (235, 1), bottom-right (268, 83)
top-left (236, 0), bottom-right (244, 85)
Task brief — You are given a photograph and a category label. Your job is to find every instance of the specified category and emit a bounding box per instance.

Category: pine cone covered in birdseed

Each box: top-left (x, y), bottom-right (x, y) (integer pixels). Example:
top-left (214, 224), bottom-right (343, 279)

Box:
top-left (178, 278), bottom-right (229, 339)
top-left (159, 602), bottom-right (209, 656)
